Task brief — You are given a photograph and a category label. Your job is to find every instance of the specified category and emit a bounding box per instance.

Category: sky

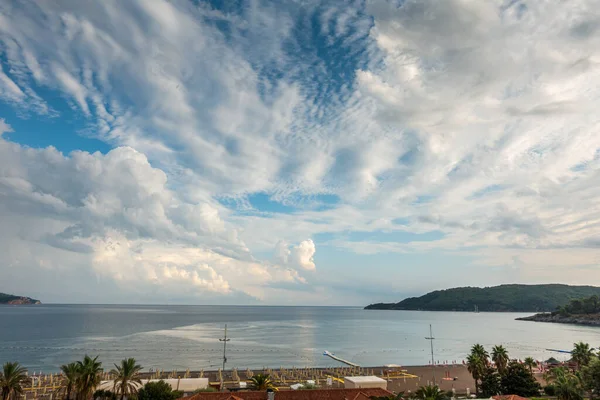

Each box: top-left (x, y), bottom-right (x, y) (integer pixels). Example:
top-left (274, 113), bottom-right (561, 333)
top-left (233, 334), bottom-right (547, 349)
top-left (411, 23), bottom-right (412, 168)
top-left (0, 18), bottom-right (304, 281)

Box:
top-left (1, 0), bottom-right (600, 306)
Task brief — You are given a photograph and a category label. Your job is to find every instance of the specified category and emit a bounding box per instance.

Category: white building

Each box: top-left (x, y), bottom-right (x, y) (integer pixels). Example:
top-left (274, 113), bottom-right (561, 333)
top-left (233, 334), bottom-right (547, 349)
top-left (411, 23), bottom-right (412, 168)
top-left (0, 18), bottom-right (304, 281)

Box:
top-left (343, 376), bottom-right (387, 389)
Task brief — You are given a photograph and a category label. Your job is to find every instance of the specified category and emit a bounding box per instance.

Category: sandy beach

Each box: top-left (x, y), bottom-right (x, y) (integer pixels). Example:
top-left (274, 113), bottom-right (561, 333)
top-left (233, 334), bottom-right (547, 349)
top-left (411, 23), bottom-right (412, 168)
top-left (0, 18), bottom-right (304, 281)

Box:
top-left (23, 363), bottom-right (553, 399)
top-left (143, 365), bottom-right (479, 394)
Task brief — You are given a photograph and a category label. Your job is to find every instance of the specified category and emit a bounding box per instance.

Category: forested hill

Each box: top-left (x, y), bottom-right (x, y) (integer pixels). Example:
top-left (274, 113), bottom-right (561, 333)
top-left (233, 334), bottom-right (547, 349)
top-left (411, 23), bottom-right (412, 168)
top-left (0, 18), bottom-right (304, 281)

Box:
top-left (0, 292), bottom-right (41, 305)
top-left (365, 284), bottom-right (600, 312)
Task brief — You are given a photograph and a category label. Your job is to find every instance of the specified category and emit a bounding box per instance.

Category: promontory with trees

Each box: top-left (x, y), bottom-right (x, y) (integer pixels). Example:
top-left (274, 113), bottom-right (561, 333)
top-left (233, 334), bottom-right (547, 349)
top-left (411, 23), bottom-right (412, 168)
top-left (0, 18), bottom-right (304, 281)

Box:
top-left (0, 292), bottom-right (40, 305)
top-left (517, 294), bottom-right (600, 326)
top-left (365, 284), bottom-right (600, 312)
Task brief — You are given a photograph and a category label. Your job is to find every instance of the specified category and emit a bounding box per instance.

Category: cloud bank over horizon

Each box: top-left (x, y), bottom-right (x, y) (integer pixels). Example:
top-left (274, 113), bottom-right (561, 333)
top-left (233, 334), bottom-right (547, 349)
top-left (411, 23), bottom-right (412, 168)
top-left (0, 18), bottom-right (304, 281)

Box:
top-left (1, 0), bottom-right (600, 305)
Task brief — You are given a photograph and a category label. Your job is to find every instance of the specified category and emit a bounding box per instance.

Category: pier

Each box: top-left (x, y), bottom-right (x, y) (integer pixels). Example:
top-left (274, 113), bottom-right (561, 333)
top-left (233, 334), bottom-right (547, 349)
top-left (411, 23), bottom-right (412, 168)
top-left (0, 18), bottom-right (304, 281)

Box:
top-left (323, 351), bottom-right (360, 367)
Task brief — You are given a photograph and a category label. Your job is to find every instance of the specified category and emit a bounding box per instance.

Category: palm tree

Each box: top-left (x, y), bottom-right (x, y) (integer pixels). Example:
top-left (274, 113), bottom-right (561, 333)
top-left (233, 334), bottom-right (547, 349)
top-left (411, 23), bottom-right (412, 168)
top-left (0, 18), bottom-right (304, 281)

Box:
top-left (93, 389), bottom-right (116, 400)
top-left (61, 362), bottom-right (80, 400)
top-left (491, 345), bottom-right (509, 373)
top-left (76, 355), bottom-right (103, 400)
top-left (553, 368), bottom-right (583, 400)
top-left (249, 374), bottom-right (275, 391)
top-left (111, 358), bottom-right (143, 400)
top-left (572, 342), bottom-right (594, 368)
top-left (466, 354), bottom-right (485, 396)
top-left (471, 344), bottom-right (489, 364)
top-left (414, 385), bottom-right (447, 400)
top-left (0, 362), bottom-right (28, 400)
top-left (524, 357), bottom-right (536, 374)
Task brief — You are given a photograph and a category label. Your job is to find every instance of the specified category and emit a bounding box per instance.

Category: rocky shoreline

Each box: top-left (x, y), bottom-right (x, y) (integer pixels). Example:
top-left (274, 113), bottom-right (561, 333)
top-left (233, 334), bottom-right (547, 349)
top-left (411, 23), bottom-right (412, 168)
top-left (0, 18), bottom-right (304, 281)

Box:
top-left (516, 312), bottom-right (600, 326)
top-left (5, 297), bottom-right (42, 305)
top-left (0, 293), bottom-right (41, 305)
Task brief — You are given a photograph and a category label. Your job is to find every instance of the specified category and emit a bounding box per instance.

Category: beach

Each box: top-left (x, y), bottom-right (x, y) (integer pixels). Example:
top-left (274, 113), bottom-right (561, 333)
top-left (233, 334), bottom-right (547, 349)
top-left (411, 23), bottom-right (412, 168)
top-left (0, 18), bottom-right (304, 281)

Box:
top-left (19, 365), bottom-right (477, 399)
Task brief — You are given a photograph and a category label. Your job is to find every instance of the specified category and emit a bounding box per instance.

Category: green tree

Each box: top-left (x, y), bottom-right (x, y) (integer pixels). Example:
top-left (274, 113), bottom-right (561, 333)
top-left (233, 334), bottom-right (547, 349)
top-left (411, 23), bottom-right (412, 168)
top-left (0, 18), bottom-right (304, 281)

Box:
top-left (470, 344), bottom-right (489, 364)
top-left (581, 357), bottom-right (600, 399)
top-left (61, 362), bottom-right (81, 400)
top-left (76, 355), bottom-right (103, 400)
top-left (0, 362), bottom-right (28, 400)
top-left (93, 390), bottom-right (116, 400)
top-left (249, 374), bottom-right (275, 391)
top-left (300, 383), bottom-right (319, 390)
top-left (582, 296), bottom-right (599, 314)
top-left (557, 306), bottom-right (569, 316)
top-left (492, 345), bottom-right (509, 373)
top-left (544, 384), bottom-right (557, 396)
top-left (466, 354), bottom-right (485, 396)
top-left (413, 385), bottom-right (447, 400)
top-left (569, 300), bottom-right (583, 314)
top-left (137, 381), bottom-right (182, 400)
top-left (111, 358), bottom-right (143, 400)
top-left (572, 342), bottom-right (594, 368)
top-left (480, 367), bottom-right (502, 397)
top-left (500, 361), bottom-right (541, 397)
top-left (523, 357), bottom-right (536, 374)
top-left (552, 368), bottom-right (583, 400)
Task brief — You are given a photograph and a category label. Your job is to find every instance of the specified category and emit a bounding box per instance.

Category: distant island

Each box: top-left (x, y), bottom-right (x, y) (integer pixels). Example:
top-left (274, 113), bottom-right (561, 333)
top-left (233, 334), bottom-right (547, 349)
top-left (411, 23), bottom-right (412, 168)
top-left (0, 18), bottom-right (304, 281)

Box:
top-left (517, 294), bottom-right (600, 326)
top-left (365, 284), bottom-right (600, 312)
top-left (0, 292), bottom-right (41, 305)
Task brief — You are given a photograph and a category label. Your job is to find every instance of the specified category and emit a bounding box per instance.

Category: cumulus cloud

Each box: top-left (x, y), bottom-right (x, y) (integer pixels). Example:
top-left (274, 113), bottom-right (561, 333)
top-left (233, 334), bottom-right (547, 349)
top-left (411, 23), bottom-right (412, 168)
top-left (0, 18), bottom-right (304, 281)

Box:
top-left (0, 122), bottom-right (313, 302)
top-left (275, 239), bottom-right (317, 271)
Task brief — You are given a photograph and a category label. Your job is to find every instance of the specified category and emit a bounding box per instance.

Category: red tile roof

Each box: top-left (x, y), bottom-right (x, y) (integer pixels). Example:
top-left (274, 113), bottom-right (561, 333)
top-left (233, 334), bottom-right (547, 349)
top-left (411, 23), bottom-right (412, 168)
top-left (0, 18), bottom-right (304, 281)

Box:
top-left (350, 392), bottom-right (374, 400)
top-left (183, 388), bottom-right (393, 400)
top-left (492, 395), bottom-right (530, 400)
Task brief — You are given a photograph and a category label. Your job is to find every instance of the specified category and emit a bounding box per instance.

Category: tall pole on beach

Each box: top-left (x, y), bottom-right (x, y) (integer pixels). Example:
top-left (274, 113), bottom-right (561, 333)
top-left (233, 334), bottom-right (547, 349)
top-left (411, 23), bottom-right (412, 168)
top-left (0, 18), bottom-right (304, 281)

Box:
top-left (425, 324), bottom-right (436, 385)
top-left (220, 324), bottom-right (230, 372)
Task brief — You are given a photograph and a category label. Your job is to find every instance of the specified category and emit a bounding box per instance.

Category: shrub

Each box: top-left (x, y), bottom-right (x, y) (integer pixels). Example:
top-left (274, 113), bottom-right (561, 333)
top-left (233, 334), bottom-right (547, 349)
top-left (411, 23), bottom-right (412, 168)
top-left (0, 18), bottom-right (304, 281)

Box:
top-left (544, 385), bottom-right (556, 396)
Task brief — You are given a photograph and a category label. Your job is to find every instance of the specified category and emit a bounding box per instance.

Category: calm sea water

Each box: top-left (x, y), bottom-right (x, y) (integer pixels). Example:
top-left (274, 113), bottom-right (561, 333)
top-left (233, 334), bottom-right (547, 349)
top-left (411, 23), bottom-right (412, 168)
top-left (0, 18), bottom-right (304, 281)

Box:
top-left (0, 305), bottom-right (597, 373)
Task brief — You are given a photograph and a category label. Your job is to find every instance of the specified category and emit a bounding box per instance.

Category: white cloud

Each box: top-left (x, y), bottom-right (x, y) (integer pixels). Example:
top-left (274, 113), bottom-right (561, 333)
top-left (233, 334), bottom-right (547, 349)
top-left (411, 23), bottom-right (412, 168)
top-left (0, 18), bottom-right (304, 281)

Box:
top-left (290, 239), bottom-right (317, 271)
top-left (275, 239), bottom-right (317, 271)
top-left (1, 0), bottom-right (600, 302)
top-left (0, 65), bottom-right (25, 100)
top-left (0, 118), bottom-right (12, 136)
top-left (51, 64), bottom-right (90, 115)
top-left (0, 124), bottom-right (313, 302)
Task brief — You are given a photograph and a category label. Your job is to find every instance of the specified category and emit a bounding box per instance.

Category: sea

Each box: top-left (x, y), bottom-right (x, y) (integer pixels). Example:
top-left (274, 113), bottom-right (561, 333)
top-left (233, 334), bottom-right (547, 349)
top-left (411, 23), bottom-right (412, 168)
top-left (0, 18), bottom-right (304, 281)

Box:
top-left (0, 305), bottom-right (597, 373)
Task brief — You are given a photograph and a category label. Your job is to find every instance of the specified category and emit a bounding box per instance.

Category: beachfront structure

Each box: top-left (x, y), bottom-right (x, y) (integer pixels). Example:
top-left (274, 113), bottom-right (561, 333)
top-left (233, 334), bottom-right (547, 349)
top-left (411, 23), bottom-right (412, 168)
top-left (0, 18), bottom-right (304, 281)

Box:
top-left (182, 388), bottom-right (393, 400)
top-left (97, 378), bottom-right (209, 393)
top-left (343, 376), bottom-right (387, 390)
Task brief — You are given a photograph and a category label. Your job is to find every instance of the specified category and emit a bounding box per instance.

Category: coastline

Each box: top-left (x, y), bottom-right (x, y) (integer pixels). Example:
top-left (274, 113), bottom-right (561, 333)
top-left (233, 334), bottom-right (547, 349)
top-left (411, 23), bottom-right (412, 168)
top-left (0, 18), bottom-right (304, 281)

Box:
top-left (516, 313), bottom-right (600, 326)
top-left (365, 308), bottom-right (532, 313)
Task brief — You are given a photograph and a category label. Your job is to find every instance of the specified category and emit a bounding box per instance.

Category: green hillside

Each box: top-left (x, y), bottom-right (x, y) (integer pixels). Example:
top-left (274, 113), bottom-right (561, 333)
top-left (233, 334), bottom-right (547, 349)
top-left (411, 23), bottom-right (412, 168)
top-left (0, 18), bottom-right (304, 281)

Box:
top-left (365, 284), bottom-right (600, 312)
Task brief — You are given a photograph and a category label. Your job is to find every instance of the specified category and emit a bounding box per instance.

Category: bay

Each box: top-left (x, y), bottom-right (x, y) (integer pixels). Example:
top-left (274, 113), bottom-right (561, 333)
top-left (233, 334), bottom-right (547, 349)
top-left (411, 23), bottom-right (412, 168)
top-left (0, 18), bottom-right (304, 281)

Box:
top-left (0, 304), bottom-right (597, 373)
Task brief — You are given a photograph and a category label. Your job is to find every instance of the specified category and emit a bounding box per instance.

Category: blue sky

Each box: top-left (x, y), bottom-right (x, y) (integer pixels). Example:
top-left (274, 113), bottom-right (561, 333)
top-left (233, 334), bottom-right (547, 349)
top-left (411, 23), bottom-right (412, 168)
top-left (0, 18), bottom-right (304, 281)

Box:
top-left (1, 0), bottom-right (600, 305)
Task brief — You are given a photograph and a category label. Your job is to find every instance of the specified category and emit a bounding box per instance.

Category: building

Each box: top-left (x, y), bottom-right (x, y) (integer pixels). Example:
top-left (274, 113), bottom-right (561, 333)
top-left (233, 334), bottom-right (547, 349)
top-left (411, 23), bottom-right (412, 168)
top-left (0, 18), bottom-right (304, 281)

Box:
top-left (343, 376), bottom-right (387, 390)
top-left (182, 388), bottom-right (394, 400)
